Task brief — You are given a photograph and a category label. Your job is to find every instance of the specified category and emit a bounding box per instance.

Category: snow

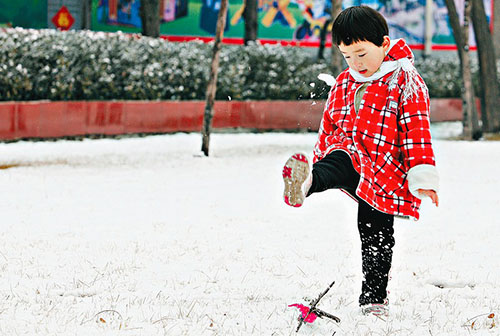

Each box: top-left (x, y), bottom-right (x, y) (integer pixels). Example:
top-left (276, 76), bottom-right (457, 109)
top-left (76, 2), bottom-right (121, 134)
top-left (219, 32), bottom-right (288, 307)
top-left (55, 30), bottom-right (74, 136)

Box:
top-left (0, 126), bottom-right (498, 335)
top-left (318, 73), bottom-right (336, 87)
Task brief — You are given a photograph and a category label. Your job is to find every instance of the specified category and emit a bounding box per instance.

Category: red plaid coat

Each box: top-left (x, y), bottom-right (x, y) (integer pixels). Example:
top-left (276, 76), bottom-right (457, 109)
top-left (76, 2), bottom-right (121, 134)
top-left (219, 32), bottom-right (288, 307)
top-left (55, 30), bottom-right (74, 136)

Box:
top-left (313, 39), bottom-right (436, 220)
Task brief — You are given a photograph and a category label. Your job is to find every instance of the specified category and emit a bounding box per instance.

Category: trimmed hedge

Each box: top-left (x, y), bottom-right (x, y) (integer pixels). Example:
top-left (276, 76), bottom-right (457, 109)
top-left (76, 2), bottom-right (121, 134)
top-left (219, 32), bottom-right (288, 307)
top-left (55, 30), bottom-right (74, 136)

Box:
top-left (0, 28), bottom-right (484, 101)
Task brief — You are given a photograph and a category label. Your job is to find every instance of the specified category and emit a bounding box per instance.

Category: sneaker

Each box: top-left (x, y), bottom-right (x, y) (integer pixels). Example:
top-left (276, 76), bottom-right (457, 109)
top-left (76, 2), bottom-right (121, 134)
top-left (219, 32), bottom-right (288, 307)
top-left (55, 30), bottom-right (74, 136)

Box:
top-left (360, 302), bottom-right (389, 318)
top-left (282, 153), bottom-right (311, 207)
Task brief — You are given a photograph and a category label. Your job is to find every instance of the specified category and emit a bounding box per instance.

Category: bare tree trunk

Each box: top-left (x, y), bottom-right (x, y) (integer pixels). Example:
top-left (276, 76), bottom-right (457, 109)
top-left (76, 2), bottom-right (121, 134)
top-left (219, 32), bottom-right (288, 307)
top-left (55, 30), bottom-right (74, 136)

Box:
top-left (201, 0), bottom-right (228, 156)
top-left (462, 0), bottom-right (482, 138)
top-left (243, 0), bottom-right (258, 45)
top-left (81, 0), bottom-right (92, 30)
top-left (424, 0), bottom-right (433, 58)
top-left (444, 0), bottom-right (481, 139)
top-left (494, 0), bottom-right (500, 61)
top-left (444, 0), bottom-right (465, 63)
top-left (317, 19), bottom-right (331, 60)
top-left (471, 0), bottom-right (500, 132)
top-left (140, 0), bottom-right (160, 38)
top-left (330, 0), bottom-right (343, 75)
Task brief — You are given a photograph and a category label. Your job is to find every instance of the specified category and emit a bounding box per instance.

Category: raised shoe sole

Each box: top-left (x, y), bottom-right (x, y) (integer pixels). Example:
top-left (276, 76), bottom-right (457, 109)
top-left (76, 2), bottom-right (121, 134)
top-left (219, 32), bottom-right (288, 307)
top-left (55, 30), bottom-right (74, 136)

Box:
top-left (282, 153), bottom-right (310, 207)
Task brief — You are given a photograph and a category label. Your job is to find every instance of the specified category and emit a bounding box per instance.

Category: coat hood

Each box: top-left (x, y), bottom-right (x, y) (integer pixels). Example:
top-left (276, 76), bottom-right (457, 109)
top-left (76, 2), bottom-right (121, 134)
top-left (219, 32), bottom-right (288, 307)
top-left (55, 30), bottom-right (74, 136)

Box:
top-left (384, 38), bottom-right (415, 63)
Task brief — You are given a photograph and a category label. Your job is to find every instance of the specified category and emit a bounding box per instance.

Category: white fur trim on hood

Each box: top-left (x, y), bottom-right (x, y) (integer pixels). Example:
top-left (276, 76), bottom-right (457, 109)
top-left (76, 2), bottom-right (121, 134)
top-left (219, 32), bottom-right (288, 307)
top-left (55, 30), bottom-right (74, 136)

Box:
top-left (407, 164), bottom-right (440, 199)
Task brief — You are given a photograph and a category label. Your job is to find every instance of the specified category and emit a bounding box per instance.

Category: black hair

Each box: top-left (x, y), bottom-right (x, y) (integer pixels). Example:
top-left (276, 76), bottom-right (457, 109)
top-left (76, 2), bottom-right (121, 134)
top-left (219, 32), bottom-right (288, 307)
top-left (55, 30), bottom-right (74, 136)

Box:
top-left (332, 6), bottom-right (389, 46)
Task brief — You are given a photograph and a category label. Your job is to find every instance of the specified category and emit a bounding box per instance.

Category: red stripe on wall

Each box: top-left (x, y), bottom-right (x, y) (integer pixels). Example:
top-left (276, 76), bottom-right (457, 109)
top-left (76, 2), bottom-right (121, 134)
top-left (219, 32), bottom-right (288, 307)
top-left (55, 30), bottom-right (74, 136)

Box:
top-left (161, 35), bottom-right (470, 51)
top-left (0, 99), bottom-right (465, 140)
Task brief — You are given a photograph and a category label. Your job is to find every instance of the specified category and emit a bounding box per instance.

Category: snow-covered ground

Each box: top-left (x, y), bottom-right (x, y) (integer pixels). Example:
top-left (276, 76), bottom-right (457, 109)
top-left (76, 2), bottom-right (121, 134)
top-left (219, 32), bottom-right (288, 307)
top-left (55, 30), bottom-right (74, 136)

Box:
top-left (0, 123), bottom-right (498, 335)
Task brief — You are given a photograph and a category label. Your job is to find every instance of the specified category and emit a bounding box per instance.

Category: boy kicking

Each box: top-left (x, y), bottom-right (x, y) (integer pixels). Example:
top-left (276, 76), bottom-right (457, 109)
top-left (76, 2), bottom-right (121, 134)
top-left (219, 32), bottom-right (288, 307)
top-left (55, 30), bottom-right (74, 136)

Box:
top-left (283, 6), bottom-right (439, 317)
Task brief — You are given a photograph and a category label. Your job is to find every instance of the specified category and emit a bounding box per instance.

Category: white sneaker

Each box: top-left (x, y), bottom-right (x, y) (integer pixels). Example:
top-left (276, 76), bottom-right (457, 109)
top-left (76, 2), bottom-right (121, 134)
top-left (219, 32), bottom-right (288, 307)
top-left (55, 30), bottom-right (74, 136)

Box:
top-left (360, 302), bottom-right (389, 318)
top-left (282, 153), bottom-right (311, 207)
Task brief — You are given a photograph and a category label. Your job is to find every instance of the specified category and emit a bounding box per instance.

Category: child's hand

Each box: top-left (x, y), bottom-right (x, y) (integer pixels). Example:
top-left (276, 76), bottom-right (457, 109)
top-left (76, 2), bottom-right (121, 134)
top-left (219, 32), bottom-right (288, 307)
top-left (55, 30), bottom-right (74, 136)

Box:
top-left (417, 189), bottom-right (439, 207)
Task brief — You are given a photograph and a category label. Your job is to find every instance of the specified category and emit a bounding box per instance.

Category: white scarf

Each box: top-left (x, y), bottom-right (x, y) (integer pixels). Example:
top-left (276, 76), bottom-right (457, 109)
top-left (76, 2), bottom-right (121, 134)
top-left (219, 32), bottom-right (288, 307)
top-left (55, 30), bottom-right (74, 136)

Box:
top-left (348, 39), bottom-right (423, 103)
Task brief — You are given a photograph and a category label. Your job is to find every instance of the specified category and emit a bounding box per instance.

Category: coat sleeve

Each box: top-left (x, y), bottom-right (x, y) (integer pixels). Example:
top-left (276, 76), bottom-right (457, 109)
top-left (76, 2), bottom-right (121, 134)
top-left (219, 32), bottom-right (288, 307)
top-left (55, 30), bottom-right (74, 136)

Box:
top-left (397, 74), bottom-right (439, 196)
top-left (313, 84), bottom-right (338, 163)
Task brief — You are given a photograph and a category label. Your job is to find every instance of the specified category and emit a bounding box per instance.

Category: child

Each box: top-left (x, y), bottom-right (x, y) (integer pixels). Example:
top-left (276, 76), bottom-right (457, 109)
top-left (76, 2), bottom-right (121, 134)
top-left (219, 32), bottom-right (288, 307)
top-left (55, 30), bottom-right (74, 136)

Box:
top-left (282, 6), bottom-right (439, 317)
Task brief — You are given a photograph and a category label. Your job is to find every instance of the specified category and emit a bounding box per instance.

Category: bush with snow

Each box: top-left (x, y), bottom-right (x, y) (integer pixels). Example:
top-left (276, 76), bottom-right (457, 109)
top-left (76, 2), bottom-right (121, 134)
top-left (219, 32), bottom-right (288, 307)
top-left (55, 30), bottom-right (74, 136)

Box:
top-left (0, 28), bottom-right (486, 101)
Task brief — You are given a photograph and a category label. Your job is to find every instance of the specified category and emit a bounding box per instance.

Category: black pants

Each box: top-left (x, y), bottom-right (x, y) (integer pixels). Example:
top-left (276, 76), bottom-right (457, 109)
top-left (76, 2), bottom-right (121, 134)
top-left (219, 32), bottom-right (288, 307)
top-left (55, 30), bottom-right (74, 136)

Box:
top-left (307, 151), bottom-right (395, 305)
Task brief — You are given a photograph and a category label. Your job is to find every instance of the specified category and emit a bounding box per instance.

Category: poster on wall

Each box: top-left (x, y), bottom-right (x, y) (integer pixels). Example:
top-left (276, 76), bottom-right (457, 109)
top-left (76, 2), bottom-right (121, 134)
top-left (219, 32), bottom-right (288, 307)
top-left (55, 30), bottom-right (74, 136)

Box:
top-left (94, 0), bottom-right (333, 42)
top-left (0, 0), bottom-right (48, 29)
top-left (343, 0), bottom-right (492, 46)
top-left (96, 0), bottom-right (188, 27)
top-left (93, 0), bottom-right (492, 48)
top-left (199, 0), bottom-right (229, 34)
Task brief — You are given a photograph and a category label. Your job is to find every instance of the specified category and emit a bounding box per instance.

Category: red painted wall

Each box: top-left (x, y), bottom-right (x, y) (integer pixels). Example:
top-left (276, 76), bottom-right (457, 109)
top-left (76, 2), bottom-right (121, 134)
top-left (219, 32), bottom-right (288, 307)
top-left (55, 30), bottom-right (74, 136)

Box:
top-left (0, 99), bottom-right (464, 140)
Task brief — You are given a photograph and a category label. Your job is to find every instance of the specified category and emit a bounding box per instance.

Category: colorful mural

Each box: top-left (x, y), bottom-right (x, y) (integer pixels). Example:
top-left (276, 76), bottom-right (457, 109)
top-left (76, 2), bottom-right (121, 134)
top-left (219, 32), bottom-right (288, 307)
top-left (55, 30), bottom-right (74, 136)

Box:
top-left (94, 0), bottom-right (334, 41)
top-left (343, 0), bottom-right (492, 45)
top-left (96, 0), bottom-right (230, 34)
top-left (0, 0), bottom-right (492, 48)
top-left (94, 0), bottom-right (492, 47)
top-left (229, 0), bottom-right (333, 41)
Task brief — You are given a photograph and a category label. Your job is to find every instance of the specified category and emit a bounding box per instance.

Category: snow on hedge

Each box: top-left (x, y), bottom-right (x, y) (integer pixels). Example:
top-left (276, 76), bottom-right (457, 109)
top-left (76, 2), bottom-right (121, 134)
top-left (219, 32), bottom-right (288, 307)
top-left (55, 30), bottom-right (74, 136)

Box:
top-left (0, 28), bottom-right (490, 102)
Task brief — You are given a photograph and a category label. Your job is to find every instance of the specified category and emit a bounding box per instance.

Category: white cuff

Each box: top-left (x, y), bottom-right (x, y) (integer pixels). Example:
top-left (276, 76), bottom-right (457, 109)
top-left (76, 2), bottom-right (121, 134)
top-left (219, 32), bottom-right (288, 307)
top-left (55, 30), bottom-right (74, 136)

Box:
top-left (407, 164), bottom-right (440, 199)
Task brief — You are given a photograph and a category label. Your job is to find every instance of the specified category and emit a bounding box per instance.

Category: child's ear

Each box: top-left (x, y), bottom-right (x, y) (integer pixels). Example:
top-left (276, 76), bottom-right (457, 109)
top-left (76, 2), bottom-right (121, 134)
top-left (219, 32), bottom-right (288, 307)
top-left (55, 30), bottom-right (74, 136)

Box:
top-left (382, 36), bottom-right (391, 52)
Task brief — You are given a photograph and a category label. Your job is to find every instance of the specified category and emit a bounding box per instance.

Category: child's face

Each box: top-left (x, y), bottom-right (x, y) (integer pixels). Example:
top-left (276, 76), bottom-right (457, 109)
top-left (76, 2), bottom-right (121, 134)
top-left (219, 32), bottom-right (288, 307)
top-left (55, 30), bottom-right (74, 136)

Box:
top-left (339, 36), bottom-right (391, 77)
